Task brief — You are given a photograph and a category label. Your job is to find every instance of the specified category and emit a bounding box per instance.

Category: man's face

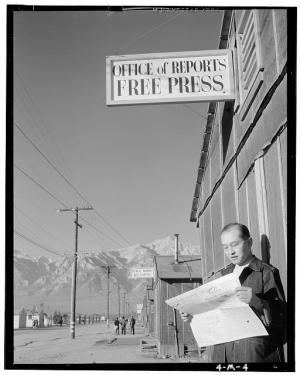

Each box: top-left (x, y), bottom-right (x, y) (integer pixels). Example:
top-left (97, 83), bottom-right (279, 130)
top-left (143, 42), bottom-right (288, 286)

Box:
top-left (221, 228), bottom-right (253, 266)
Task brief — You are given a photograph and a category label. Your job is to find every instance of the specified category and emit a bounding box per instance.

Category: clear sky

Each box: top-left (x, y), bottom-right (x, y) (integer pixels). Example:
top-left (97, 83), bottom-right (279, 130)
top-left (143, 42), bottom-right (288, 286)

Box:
top-left (13, 8), bottom-right (224, 260)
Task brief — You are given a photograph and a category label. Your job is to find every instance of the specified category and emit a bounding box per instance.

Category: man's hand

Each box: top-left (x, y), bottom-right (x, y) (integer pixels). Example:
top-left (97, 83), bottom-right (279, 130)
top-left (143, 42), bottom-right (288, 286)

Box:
top-left (235, 286), bottom-right (252, 304)
top-left (180, 312), bottom-right (193, 324)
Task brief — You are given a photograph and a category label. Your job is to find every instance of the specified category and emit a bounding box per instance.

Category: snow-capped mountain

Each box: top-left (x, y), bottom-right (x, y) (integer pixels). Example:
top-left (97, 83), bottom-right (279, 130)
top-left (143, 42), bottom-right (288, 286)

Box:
top-left (14, 236), bottom-right (200, 315)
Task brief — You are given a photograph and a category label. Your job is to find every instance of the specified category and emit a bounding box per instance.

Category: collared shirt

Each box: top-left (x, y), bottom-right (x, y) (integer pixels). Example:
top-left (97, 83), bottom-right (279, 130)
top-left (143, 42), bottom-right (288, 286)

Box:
top-left (232, 258), bottom-right (252, 279)
top-left (212, 255), bottom-right (286, 363)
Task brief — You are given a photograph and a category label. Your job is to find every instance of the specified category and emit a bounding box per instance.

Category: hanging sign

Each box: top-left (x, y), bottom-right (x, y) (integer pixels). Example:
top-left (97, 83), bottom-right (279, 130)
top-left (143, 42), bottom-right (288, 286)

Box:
top-left (136, 304), bottom-right (143, 313)
top-left (106, 50), bottom-right (235, 106)
top-left (128, 268), bottom-right (154, 279)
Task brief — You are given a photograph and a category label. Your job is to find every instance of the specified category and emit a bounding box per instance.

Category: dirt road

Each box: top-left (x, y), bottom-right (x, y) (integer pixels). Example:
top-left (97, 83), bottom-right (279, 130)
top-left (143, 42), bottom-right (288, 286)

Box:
top-left (14, 322), bottom-right (193, 364)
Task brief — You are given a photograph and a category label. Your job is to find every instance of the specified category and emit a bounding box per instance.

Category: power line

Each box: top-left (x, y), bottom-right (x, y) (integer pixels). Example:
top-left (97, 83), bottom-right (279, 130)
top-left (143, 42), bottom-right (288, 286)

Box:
top-left (14, 122), bottom-right (89, 206)
top-left (93, 210), bottom-right (131, 246)
top-left (80, 217), bottom-right (125, 248)
top-left (14, 121), bottom-right (132, 246)
top-left (14, 71), bottom-right (81, 197)
top-left (14, 70), bottom-right (48, 130)
top-left (14, 217), bottom-right (54, 250)
top-left (14, 205), bottom-right (70, 249)
top-left (14, 230), bottom-right (64, 258)
top-left (116, 12), bottom-right (181, 54)
top-left (14, 163), bottom-right (68, 208)
top-left (182, 103), bottom-right (208, 120)
top-left (79, 225), bottom-right (104, 251)
top-left (14, 97), bottom-right (49, 148)
top-left (14, 163), bottom-right (125, 248)
top-left (14, 89), bottom-right (56, 157)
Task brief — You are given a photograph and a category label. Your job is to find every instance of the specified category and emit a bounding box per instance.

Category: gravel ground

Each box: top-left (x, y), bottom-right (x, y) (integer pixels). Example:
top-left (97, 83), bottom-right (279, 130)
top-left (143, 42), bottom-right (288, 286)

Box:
top-left (14, 323), bottom-right (199, 364)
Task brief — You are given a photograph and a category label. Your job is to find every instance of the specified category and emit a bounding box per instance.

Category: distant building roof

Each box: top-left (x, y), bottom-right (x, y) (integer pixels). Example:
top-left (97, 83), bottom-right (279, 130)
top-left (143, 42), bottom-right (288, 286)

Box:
top-left (153, 256), bottom-right (202, 280)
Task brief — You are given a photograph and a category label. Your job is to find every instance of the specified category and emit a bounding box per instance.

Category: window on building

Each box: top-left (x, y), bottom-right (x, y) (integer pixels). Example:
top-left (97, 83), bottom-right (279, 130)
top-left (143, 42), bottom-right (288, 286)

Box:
top-left (236, 10), bottom-right (264, 119)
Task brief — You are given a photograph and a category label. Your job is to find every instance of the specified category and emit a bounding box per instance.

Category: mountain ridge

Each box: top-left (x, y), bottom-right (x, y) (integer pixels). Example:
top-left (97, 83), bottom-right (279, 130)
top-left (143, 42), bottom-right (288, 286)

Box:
top-left (14, 235), bottom-right (200, 314)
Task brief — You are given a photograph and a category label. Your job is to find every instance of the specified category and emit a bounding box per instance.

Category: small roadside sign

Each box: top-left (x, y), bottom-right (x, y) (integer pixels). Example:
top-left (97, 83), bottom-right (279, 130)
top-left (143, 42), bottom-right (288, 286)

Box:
top-left (128, 268), bottom-right (154, 279)
top-left (136, 304), bottom-right (143, 313)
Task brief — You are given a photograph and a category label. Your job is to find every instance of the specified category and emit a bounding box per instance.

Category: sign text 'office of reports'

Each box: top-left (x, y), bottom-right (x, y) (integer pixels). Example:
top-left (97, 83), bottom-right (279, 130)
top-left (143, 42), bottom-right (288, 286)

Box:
top-left (106, 50), bottom-right (235, 106)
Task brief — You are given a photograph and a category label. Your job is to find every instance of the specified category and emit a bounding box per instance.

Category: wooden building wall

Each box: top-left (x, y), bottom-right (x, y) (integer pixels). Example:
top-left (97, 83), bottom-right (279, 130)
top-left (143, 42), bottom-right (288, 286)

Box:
top-left (195, 10), bottom-right (289, 362)
top-left (154, 280), bottom-right (200, 357)
top-left (197, 9), bottom-right (287, 299)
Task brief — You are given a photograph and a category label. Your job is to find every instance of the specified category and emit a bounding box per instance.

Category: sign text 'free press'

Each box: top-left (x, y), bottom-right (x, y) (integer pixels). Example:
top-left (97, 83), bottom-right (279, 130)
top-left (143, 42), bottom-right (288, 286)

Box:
top-left (106, 50), bottom-right (235, 105)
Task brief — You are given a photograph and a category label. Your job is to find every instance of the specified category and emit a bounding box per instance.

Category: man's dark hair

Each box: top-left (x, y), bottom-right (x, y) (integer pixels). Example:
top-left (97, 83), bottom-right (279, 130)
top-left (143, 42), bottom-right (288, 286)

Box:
top-left (221, 223), bottom-right (251, 239)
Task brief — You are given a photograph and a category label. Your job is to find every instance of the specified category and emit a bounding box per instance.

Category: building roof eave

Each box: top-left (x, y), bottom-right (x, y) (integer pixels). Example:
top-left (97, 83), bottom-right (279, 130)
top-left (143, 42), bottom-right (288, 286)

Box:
top-left (189, 10), bottom-right (233, 223)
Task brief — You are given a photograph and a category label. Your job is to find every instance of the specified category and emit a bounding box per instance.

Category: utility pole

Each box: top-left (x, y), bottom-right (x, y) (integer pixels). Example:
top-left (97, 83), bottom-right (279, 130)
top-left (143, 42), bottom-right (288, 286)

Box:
top-left (146, 284), bottom-right (152, 331)
top-left (101, 265), bottom-right (115, 327)
top-left (123, 292), bottom-right (126, 316)
top-left (127, 301), bottom-right (130, 316)
top-left (58, 206), bottom-right (93, 339)
top-left (146, 288), bottom-right (149, 327)
top-left (117, 284), bottom-right (120, 317)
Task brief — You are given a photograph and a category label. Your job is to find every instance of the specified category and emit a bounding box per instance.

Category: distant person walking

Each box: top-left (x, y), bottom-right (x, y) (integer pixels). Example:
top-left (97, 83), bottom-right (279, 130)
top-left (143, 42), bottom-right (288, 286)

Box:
top-left (130, 316), bottom-right (136, 335)
top-left (114, 317), bottom-right (120, 335)
top-left (120, 316), bottom-right (127, 335)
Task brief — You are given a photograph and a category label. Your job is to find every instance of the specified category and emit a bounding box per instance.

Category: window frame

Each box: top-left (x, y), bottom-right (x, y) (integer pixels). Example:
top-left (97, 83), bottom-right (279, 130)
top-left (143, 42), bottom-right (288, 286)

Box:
top-left (235, 9), bottom-right (264, 120)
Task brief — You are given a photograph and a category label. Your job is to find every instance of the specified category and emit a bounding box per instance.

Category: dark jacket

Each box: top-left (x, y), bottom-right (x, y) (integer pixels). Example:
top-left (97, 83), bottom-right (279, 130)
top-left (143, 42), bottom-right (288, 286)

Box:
top-left (212, 256), bottom-right (286, 363)
top-left (130, 318), bottom-right (135, 327)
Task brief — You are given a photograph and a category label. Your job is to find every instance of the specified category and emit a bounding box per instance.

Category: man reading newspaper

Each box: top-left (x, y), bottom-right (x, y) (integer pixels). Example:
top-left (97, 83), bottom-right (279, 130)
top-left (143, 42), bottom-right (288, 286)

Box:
top-left (181, 223), bottom-right (286, 363)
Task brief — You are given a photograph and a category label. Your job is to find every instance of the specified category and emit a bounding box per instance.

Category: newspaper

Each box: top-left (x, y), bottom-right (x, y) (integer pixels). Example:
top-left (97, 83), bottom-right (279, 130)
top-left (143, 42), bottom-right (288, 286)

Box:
top-left (165, 273), bottom-right (268, 347)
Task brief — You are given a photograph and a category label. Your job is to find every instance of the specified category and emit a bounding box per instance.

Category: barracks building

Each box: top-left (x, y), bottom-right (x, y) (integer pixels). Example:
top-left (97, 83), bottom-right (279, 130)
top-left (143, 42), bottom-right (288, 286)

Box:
top-left (190, 9), bottom-right (292, 360)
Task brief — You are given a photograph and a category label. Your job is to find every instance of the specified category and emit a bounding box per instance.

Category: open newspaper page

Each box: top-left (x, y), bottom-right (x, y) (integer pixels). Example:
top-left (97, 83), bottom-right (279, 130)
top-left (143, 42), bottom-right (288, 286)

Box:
top-left (165, 273), bottom-right (268, 347)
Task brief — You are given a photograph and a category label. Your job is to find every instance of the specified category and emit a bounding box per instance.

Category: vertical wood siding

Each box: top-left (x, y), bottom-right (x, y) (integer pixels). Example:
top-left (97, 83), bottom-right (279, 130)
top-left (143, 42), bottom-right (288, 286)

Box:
top-left (202, 165), bottom-right (211, 205)
top-left (203, 208), bottom-right (214, 277)
top-left (273, 10), bottom-right (287, 73)
top-left (263, 143), bottom-right (287, 293)
top-left (222, 167), bottom-right (237, 224)
top-left (211, 189), bottom-right (224, 271)
top-left (279, 128), bottom-right (287, 217)
top-left (194, 10), bottom-right (288, 361)
top-left (200, 189), bottom-right (208, 282)
top-left (247, 169), bottom-right (262, 259)
top-left (238, 178), bottom-right (249, 226)
top-left (157, 281), bottom-right (200, 357)
top-left (160, 281), bottom-right (168, 355)
top-left (198, 10), bottom-right (287, 283)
